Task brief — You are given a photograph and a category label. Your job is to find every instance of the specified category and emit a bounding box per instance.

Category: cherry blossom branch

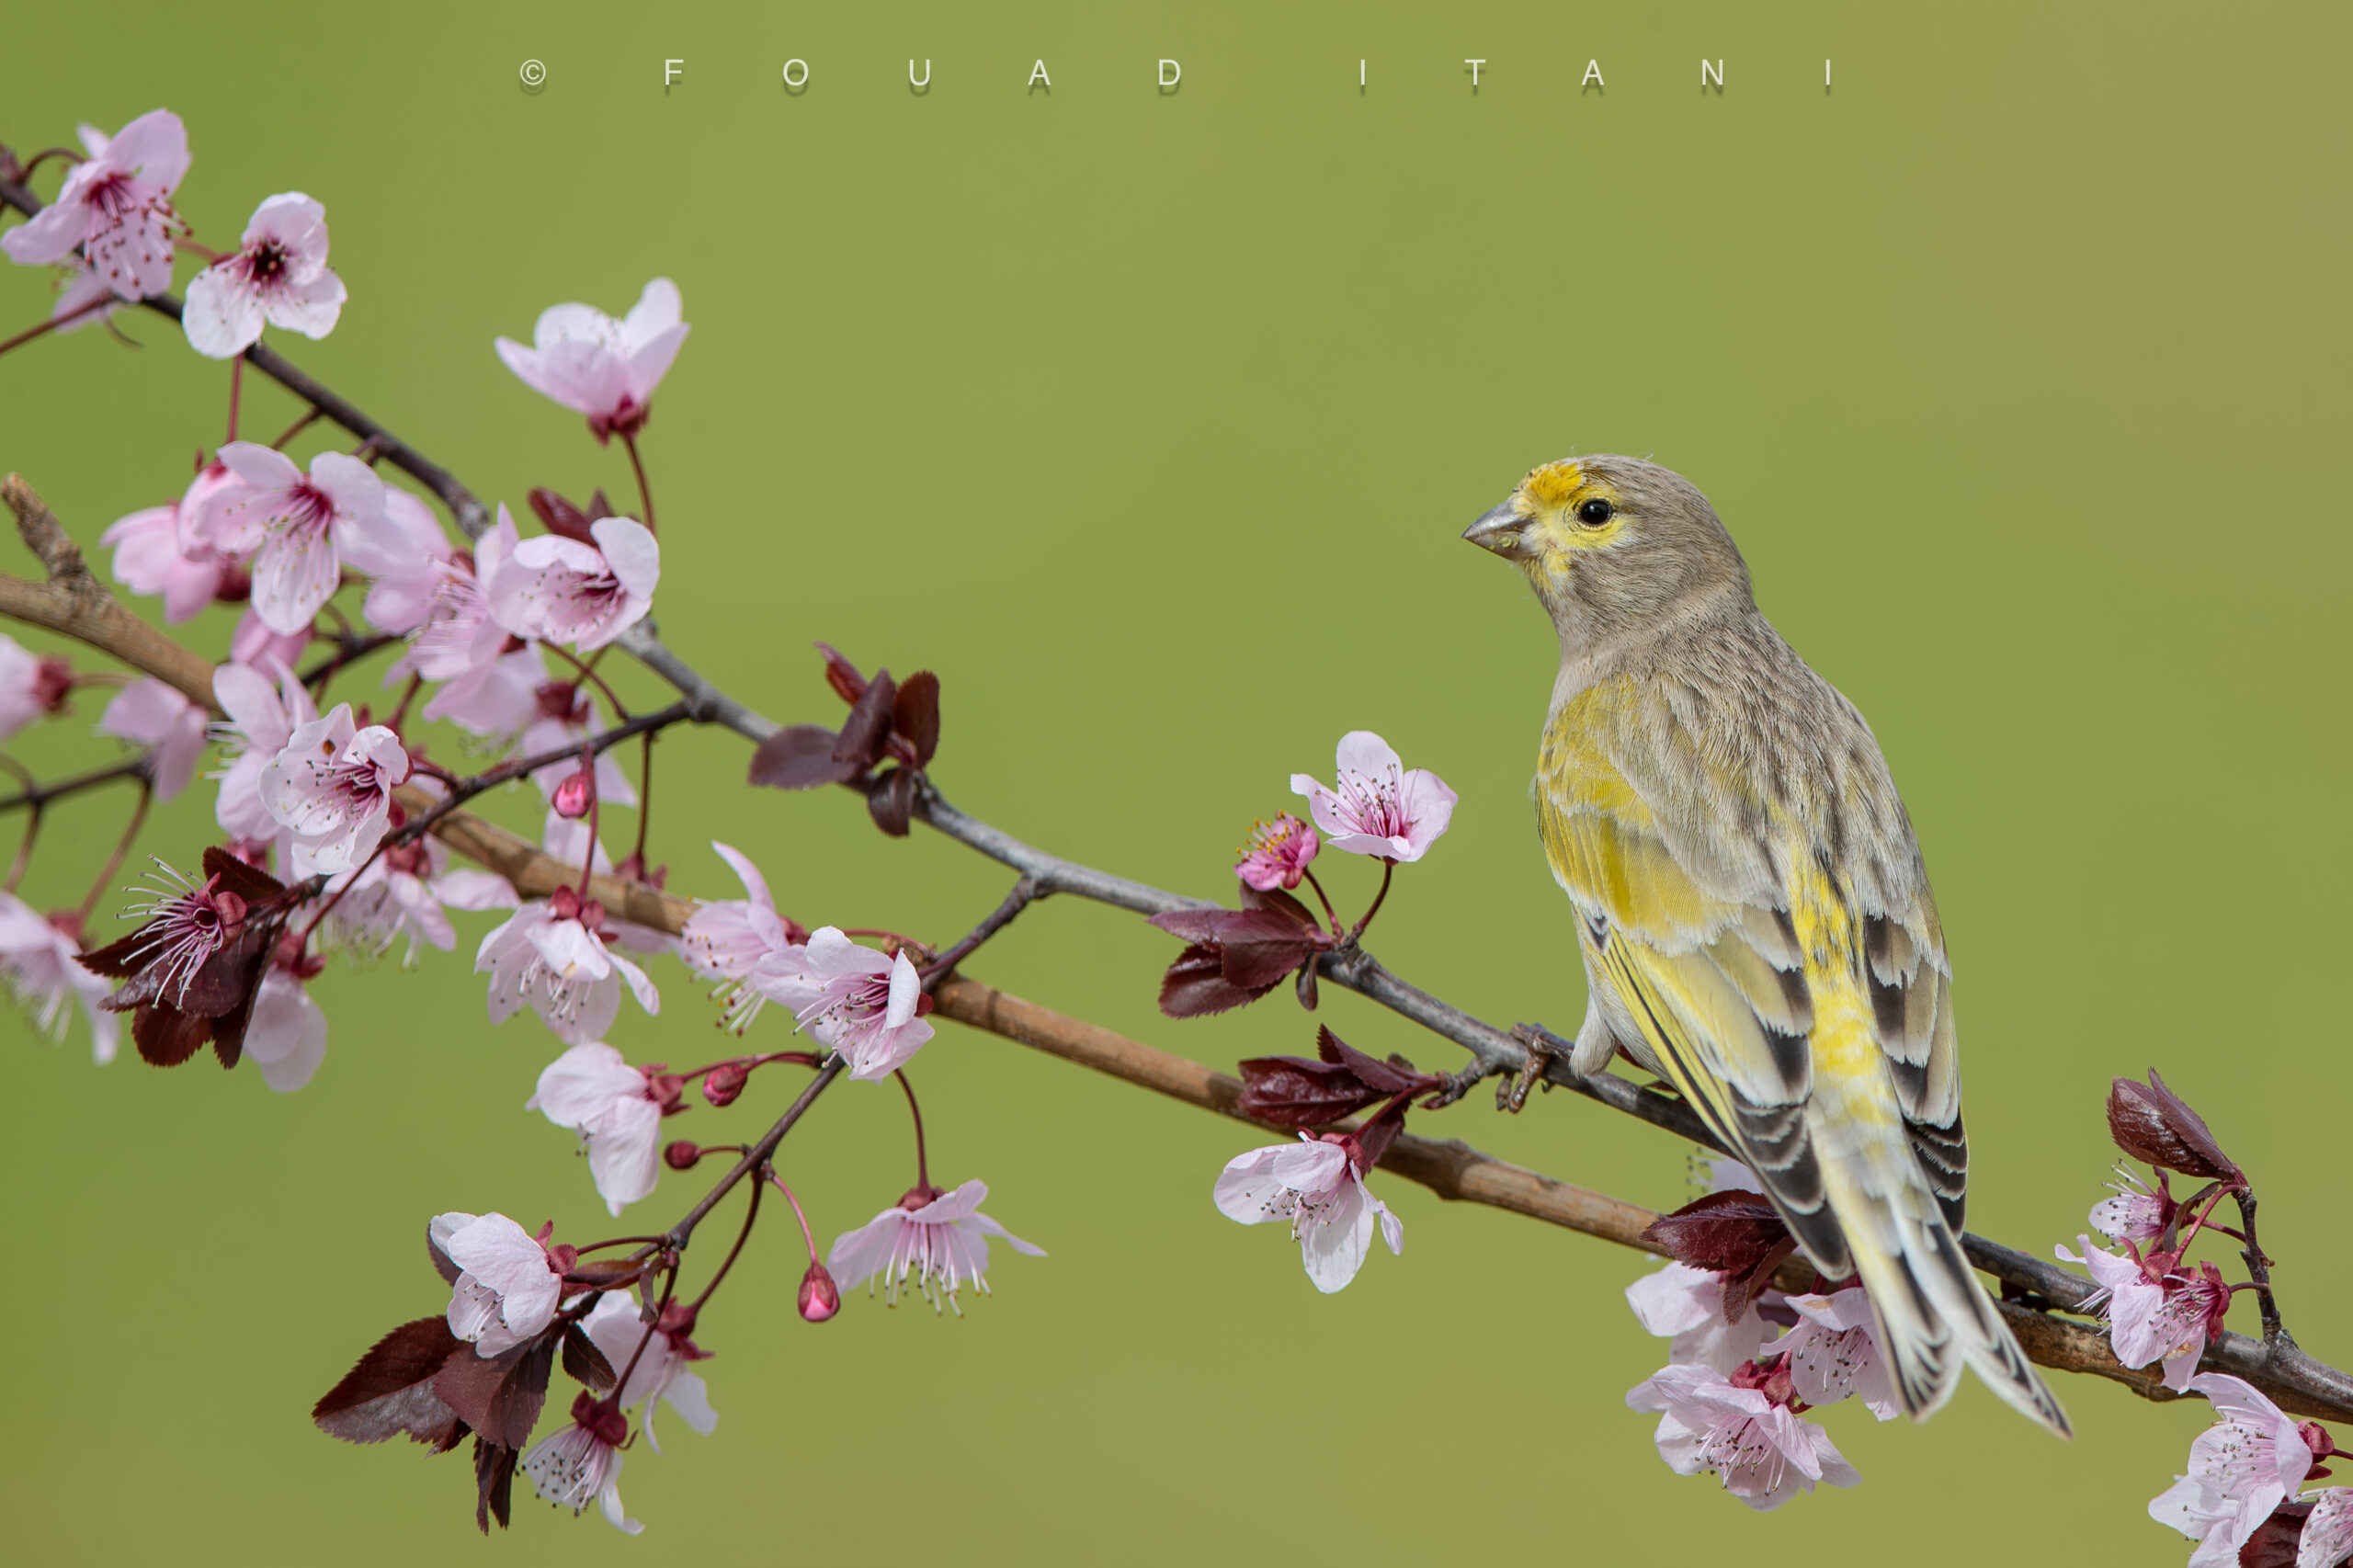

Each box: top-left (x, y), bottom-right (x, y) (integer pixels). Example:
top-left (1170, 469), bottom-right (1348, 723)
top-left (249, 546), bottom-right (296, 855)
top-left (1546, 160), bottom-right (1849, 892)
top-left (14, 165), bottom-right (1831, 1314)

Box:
top-left (383, 700), bottom-right (691, 851)
top-left (917, 874), bottom-right (1040, 983)
top-left (0, 754), bottom-right (153, 814)
top-left (644, 1059), bottom-right (846, 1261)
top-left (1, 476), bottom-right (217, 706)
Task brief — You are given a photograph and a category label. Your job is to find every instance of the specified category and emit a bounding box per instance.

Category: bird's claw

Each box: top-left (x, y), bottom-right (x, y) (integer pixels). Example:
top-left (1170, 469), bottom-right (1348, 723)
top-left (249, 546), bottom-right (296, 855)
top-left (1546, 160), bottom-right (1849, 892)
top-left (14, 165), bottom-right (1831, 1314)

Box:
top-left (1501, 1024), bottom-right (1560, 1113)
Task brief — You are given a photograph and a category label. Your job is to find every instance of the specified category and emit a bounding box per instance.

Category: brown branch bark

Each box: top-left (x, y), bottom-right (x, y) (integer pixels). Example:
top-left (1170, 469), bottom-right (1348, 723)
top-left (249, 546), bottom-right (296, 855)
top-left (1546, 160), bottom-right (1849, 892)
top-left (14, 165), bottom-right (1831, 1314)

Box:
top-left (2, 476), bottom-right (218, 707)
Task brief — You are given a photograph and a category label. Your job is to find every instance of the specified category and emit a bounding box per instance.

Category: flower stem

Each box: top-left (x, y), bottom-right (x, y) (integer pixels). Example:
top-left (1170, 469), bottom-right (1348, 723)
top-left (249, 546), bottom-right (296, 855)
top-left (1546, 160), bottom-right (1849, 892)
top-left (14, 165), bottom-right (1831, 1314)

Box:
top-left (894, 1069), bottom-right (930, 1192)
top-left (226, 355), bottom-right (243, 445)
top-left (384, 672), bottom-right (423, 732)
top-left (767, 1172), bottom-right (823, 1266)
top-left (6, 802), bottom-right (39, 893)
top-left (686, 1175), bottom-right (762, 1313)
top-left (631, 730), bottom-right (654, 867)
top-left (548, 643), bottom-right (631, 723)
top-left (577, 778), bottom-right (600, 899)
top-left (1349, 858), bottom-right (1394, 941)
top-left (621, 433), bottom-right (656, 535)
top-left (1300, 867), bottom-right (1340, 936)
top-left (75, 777), bottom-right (151, 924)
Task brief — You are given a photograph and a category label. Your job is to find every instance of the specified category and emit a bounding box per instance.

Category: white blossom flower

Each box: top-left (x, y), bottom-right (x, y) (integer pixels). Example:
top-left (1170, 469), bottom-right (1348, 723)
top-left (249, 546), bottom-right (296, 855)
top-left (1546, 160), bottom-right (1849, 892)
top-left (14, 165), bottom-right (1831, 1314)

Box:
top-left (758, 927), bottom-right (932, 1080)
top-left (494, 278), bottom-right (688, 441)
top-left (522, 1392), bottom-right (639, 1534)
top-left (1, 109), bottom-right (189, 299)
top-left (181, 192), bottom-right (346, 358)
top-left (827, 1179), bottom-right (1044, 1313)
top-left (475, 888), bottom-right (659, 1043)
top-left (436, 1210), bottom-right (565, 1358)
top-left (259, 701), bottom-right (409, 876)
top-left (528, 1041), bottom-right (672, 1215)
top-left (242, 965), bottom-right (326, 1092)
top-left (1627, 1361), bottom-right (1860, 1512)
top-left (582, 1293), bottom-right (715, 1455)
top-left (1212, 1134), bottom-right (1403, 1294)
top-left (0, 894), bottom-right (117, 1062)
top-left (97, 677), bottom-right (210, 802)
top-left (2149, 1373), bottom-right (2315, 1568)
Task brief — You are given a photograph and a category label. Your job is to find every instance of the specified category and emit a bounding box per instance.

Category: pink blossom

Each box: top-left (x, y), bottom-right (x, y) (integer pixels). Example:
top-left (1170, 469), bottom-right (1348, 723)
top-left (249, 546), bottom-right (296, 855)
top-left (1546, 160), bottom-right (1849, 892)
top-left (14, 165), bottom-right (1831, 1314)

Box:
top-left (0, 633), bottom-right (73, 743)
top-left (343, 490), bottom-right (452, 634)
top-left (521, 685), bottom-right (637, 807)
top-left (317, 836), bottom-right (460, 962)
top-left (243, 963), bottom-right (326, 1092)
top-left (406, 506), bottom-right (532, 730)
top-left (682, 842), bottom-right (806, 1031)
top-left (760, 927), bottom-right (933, 1081)
top-left (102, 858), bottom-right (251, 1006)
top-left (1290, 730), bottom-right (1458, 862)
top-left (181, 192), bottom-right (346, 358)
top-left (529, 1041), bottom-right (677, 1215)
top-left (229, 606), bottom-right (311, 672)
top-left (1236, 812), bottom-right (1319, 892)
top-left (0, 896), bottom-right (117, 1063)
top-left (583, 1293), bottom-right (715, 1454)
top-left (1627, 1361), bottom-right (1860, 1512)
top-left (97, 677), bottom-right (210, 802)
top-left (1213, 1134), bottom-right (1404, 1293)
top-left (1625, 1262), bottom-right (1780, 1374)
top-left (193, 443), bottom-right (392, 634)
top-left (435, 1210), bottom-right (567, 1358)
top-left (2150, 1373), bottom-right (2316, 1568)
top-left (102, 464), bottom-right (240, 623)
top-left (494, 278), bottom-right (688, 442)
top-left (2302, 1491), bottom-right (2353, 1568)
top-left (2060, 1234), bottom-right (2229, 1392)
top-left (210, 658), bottom-right (316, 839)
top-left (475, 886), bottom-right (660, 1043)
top-left (522, 1392), bottom-right (640, 1533)
top-left (1777, 1287), bottom-right (1899, 1420)
top-left (827, 1179), bottom-right (1044, 1313)
top-left (2, 109), bottom-right (189, 300)
top-left (259, 701), bottom-right (410, 876)
top-left (486, 517), bottom-right (659, 653)
top-left (2091, 1168), bottom-right (2173, 1246)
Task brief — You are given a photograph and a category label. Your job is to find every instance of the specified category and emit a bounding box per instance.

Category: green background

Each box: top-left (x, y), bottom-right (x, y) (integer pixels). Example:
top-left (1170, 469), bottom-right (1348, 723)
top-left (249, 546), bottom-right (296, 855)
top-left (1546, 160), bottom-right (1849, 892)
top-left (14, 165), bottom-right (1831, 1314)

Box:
top-left (3, 1), bottom-right (2346, 1562)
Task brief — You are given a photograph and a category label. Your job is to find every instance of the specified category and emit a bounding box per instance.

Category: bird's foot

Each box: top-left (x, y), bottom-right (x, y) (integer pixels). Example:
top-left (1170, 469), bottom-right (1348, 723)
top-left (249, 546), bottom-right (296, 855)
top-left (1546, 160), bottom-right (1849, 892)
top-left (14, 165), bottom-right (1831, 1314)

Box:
top-left (1426, 1060), bottom-right (1491, 1108)
top-left (1501, 1024), bottom-right (1562, 1114)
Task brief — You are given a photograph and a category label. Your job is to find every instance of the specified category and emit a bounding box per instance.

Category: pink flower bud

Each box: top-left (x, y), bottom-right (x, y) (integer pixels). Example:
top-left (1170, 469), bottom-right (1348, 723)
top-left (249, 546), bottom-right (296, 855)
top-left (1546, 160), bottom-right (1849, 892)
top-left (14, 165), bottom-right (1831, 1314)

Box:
top-left (664, 1140), bottom-right (701, 1171)
top-left (702, 1061), bottom-right (750, 1108)
top-left (551, 765), bottom-right (596, 820)
top-left (799, 1261), bottom-right (840, 1323)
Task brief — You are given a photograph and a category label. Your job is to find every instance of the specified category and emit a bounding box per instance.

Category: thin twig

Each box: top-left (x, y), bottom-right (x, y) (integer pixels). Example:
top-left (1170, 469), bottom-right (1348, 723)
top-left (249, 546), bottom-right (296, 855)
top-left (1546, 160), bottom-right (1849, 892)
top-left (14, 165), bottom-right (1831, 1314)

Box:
top-left (919, 875), bottom-right (1040, 984)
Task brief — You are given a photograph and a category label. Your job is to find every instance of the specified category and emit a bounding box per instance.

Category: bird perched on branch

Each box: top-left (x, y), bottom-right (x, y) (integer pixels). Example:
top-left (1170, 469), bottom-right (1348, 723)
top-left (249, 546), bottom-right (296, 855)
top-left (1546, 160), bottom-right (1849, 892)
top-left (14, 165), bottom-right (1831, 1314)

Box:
top-left (1463, 456), bottom-right (2068, 1436)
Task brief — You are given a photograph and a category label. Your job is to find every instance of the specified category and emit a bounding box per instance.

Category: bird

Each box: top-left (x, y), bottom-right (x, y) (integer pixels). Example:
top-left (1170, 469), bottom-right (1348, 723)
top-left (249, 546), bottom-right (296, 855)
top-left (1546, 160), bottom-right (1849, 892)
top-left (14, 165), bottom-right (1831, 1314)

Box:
top-left (1462, 454), bottom-right (2069, 1437)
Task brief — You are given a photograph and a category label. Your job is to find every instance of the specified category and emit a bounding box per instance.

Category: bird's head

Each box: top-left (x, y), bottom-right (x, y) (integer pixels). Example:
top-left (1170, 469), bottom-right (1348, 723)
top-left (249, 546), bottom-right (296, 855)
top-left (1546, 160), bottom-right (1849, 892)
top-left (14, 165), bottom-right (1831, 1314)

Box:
top-left (1461, 455), bottom-right (1754, 653)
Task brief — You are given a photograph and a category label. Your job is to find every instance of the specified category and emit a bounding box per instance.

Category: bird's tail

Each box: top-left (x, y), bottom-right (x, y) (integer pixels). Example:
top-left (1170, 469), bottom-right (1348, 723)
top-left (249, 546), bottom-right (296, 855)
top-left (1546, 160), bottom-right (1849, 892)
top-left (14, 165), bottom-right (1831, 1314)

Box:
top-left (1819, 1140), bottom-right (2073, 1437)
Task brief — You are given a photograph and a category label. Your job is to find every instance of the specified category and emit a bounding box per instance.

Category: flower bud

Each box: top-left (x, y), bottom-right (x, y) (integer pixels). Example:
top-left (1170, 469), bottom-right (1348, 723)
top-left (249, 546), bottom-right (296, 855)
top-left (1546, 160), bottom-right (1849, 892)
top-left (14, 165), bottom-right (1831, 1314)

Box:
top-left (702, 1060), bottom-right (750, 1108)
top-left (798, 1261), bottom-right (840, 1323)
top-left (664, 1140), bottom-right (702, 1171)
top-left (551, 764), bottom-right (596, 820)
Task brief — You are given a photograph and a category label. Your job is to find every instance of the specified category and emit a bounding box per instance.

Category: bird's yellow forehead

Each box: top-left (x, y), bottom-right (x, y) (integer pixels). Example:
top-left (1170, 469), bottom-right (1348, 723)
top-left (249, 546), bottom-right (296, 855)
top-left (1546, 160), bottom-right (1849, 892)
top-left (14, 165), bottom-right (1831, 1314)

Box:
top-left (1518, 460), bottom-right (1589, 513)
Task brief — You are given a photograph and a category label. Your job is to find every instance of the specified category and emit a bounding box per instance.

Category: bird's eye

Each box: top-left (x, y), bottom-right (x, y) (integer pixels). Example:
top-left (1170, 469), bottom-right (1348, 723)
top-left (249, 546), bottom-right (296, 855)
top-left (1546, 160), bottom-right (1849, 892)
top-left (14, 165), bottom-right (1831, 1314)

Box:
top-left (1575, 498), bottom-right (1615, 527)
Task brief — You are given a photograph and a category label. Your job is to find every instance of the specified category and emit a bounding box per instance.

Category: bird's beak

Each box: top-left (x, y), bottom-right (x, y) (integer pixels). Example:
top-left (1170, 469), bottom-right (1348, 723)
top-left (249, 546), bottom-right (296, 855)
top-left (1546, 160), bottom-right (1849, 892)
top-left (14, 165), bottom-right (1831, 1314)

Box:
top-left (1462, 501), bottom-right (1533, 561)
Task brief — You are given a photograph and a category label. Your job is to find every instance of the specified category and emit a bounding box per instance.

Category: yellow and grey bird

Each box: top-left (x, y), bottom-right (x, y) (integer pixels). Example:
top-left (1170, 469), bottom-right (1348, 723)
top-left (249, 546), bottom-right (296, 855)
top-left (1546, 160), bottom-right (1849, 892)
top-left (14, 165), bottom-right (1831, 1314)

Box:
top-left (1464, 455), bottom-right (2068, 1436)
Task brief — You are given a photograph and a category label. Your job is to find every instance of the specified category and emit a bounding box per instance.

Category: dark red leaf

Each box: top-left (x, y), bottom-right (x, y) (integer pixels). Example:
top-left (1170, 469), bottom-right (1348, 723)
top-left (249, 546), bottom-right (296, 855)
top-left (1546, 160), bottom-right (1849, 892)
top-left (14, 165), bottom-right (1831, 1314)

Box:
top-left (587, 488), bottom-right (616, 522)
top-left (200, 845), bottom-right (287, 903)
top-left (1722, 1236), bottom-right (1802, 1324)
top-left (1149, 907), bottom-right (1316, 949)
top-left (473, 1438), bottom-right (517, 1535)
top-left (1239, 881), bottom-right (1324, 932)
top-left (528, 486), bottom-right (597, 544)
top-left (834, 670), bottom-right (897, 767)
top-left (313, 1315), bottom-right (469, 1449)
top-left (2109, 1070), bottom-right (2241, 1184)
top-left (867, 767), bottom-right (915, 837)
top-left (562, 1324), bottom-right (618, 1393)
top-left (892, 672), bottom-right (940, 767)
top-left (748, 724), bottom-right (864, 790)
top-left (131, 1003), bottom-right (209, 1066)
top-left (1356, 1099), bottom-right (1411, 1169)
top-left (1640, 1190), bottom-right (1794, 1284)
top-left (1237, 1056), bottom-right (1386, 1127)
top-left (565, 1257), bottom-right (645, 1288)
top-left (1316, 1027), bottom-right (1440, 1097)
top-left (814, 642), bottom-right (867, 705)
top-left (1219, 931), bottom-right (1317, 991)
top-left (2238, 1499), bottom-right (2313, 1568)
top-left (1159, 943), bottom-right (1282, 1017)
top-left (434, 1333), bottom-right (558, 1450)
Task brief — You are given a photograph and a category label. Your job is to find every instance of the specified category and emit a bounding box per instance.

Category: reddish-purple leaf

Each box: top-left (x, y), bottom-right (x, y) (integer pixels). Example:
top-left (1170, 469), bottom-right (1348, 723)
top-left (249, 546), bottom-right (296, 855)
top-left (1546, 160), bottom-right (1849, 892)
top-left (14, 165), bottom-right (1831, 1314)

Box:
top-left (892, 672), bottom-right (940, 767)
top-left (1159, 943), bottom-right (1282, 1017)
top-left (1722, 1236), bottom-right (1802, 1323)
top-left (2238, 1499), bottom-right (2313, 1568)
top-left (1356, 1100), bottom-right (1410, 1169)
top-left (200, 845), bottom-right (287, 903)
top-left (1220, 933), bottom-right (1317, 991)
top-left (814, 642), bottom-right (868, 705)
top-left (1640, 1190), bottom-right (1794, 1285)
top-left (835, 671), bottom-right (897, 767)
top-left (313, 1316), bottom-right (469, 1449)
top-left (749, 724), bottom-right (864, 790)
top-left (562, 1324), bottom-right (617, 1393)
top-left (1237, 1056), bottom-right (1386, 1127)
top-left (565, 1257), bottom-right (644, 1289)
top-left (527, 486), bottom-right (597, 544)
top-left (867, 767), bottom-right (915, 837)
top-left (2109, 1070), bottom-right (2241, 1184)
top-left (1149, 907), bottom-right (1314, 949)
top-left (434, 1333), bottom-right (558, 1449)
top-left (1239, 881), bottom-right (1324, 932)
top-left (473, 1438), bottom-right (517, 1535)
top-left (130, 1003), bottom-right (209, 1066)
top-left (1316, 1027), bottom-right (1440, 1097)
